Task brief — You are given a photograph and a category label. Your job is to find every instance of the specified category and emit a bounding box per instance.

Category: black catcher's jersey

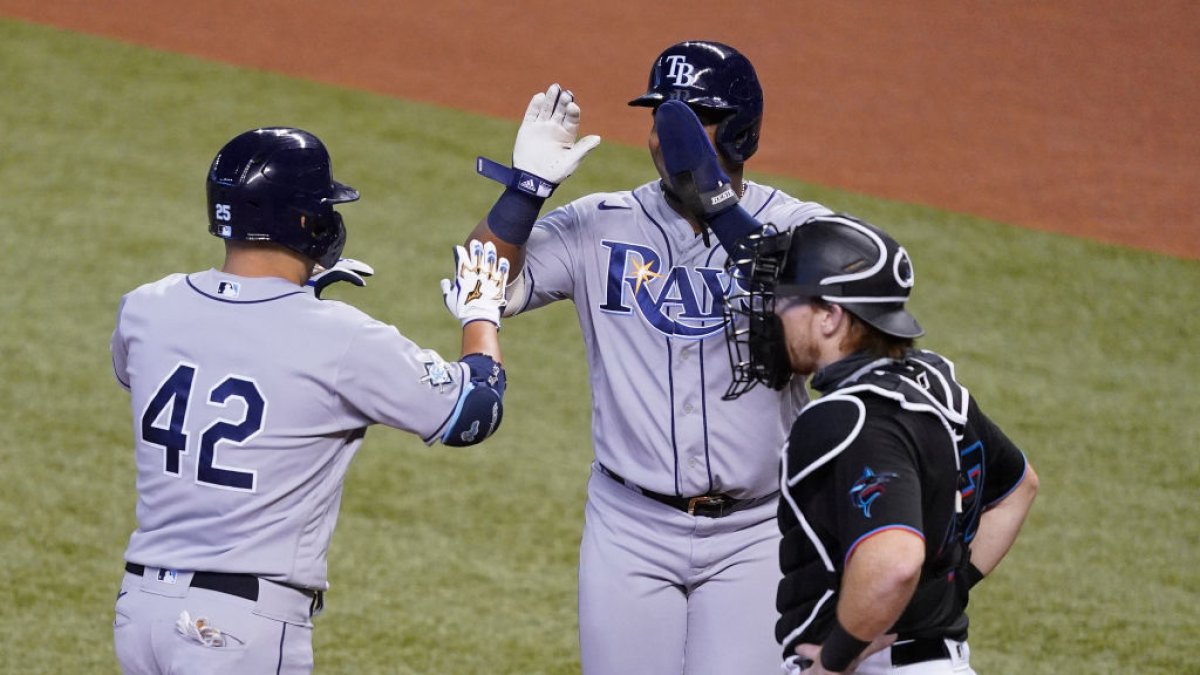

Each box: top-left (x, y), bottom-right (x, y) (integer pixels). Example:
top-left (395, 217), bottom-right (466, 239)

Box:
top-left (775, 350), bottom-right (1028, 655)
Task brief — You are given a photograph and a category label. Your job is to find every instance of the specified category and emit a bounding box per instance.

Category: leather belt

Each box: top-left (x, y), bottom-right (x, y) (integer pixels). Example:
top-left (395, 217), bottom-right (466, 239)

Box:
top-left (597, 463), bottom-right (763, 518)
top-left (126, 562), bottom-right (260, 601)
top-left (891, 638), bottom-right (951, 666)
top-left (124, 561), bottom-right (333, 609)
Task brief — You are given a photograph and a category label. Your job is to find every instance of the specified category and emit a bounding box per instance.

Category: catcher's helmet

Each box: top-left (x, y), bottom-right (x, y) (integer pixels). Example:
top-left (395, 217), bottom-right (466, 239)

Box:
top-left (629, 40), bottom-right (763, 163)
top-left (722, 214), bottom-right (922, 398)
top-left (775, 214), bottom-right (923, 339)
top-left (207, 127), bottom-right (359, 269)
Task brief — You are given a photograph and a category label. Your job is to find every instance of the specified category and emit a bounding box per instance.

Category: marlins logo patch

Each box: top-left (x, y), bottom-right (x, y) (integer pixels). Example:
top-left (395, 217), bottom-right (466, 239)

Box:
top-left (849, 466), bottom-right (899, 518)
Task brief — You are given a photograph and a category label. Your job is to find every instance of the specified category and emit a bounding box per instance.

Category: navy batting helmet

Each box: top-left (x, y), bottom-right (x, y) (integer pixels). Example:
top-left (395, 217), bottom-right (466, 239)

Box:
top-left (629, 40), bottom-right (763, 163)
top-left (207, 127), bottom-right (359, 269)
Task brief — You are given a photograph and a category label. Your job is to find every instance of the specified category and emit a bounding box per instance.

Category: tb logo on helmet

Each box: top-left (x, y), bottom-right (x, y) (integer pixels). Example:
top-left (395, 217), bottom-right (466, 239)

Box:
top-left (663, 55), bottom-right (699, 87)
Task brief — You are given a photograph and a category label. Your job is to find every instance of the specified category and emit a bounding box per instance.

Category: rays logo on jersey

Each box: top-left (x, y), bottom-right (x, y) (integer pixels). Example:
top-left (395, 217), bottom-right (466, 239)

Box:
top-left (849, 466), bottom-right (899, 518)
top-left (599, 240), bottom-right (731, 338)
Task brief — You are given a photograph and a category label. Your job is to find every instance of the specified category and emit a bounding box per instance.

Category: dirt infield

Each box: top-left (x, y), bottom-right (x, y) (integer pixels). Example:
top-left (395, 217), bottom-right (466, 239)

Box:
top-left (4, 0), bottom-right (1197, 258)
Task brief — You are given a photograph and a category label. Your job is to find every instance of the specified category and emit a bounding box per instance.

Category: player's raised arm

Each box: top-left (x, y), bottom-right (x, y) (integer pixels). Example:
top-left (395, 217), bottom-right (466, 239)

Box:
top-left (437, 239), bottom-right (509, 447)
top-left (468, 83), bottom-right (601, 276)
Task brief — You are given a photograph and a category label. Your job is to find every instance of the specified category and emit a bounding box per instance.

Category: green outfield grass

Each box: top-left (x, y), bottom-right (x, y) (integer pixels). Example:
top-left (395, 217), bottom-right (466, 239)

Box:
top-left (1, 17), bottom-right (1197, 674)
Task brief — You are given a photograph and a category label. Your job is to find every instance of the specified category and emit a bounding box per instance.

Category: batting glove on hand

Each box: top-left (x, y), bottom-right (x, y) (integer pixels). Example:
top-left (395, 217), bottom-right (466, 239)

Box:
top-left (307, 258), bottom-right (375, 299)
top-left (514, 83), bottom-right (602, 185)
top-left (441, 240), bottom-right (510, 328)
top-left (477, 83), bottom-right (601, 197)
top-left (655, 100), bottom-right (739, 219)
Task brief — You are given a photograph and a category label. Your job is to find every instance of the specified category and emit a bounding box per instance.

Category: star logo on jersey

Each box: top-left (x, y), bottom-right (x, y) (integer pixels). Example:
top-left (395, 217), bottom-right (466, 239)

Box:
top-left (599, 239), bottom-right (732, 338)
top-left (849, 466), bottom-right (899, 518)
top-left (631, 258), bottom-right (663, 295)
top-left (418, 350), bottom-right (455, 391)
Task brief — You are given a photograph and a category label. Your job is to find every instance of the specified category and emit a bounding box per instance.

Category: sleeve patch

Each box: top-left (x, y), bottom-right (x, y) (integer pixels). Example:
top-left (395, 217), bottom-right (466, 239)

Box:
top-left (849, 466), bottom-right (900, 518)
top-left (418, 350), bottom-right (456, 391)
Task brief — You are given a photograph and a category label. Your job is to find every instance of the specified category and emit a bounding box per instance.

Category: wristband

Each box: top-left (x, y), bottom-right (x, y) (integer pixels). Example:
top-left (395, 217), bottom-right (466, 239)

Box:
top-left (963, 561), bottom-right (985, 590)
top-left (485, 187), bottom-right (544, 246)
top-left (477, 156), bottom-right (553, 245)
top-left (477, 156), bottom-right (556, 198)
top-left (820, 620), bottom-right (870, 672)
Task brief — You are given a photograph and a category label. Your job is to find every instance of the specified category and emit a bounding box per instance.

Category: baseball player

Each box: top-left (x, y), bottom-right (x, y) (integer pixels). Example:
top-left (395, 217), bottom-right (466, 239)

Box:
top-left (110, 127), bottom-right (510, 674)
top-left (721, 214), bottom-right (1039, 674)
top-left (466, 42), bottom-right (831, 673)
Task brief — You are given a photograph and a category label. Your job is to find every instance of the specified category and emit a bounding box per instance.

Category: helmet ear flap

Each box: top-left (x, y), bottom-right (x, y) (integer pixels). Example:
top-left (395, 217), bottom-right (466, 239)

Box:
top-left (715, 117), bottom-right (744, 163)
top-left (311, 211), bottom-right (346, 269)
top-left (715, 108), bottom-right (761, 163)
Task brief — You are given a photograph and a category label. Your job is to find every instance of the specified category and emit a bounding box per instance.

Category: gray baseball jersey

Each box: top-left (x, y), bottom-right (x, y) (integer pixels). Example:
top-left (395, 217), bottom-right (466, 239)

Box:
top-left (508, 179), bottom-right (830, 674)
top-left (511, 180), bottom-right (830, 499)
top-left (111, 269), bottom-right (469, 590)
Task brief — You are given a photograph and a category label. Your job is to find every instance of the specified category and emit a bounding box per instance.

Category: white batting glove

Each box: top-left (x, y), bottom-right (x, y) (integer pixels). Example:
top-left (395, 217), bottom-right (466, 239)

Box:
top-left (307, 258), bottom-right (375, 299)
top-left (440, 240), bottom-right (510, 328)
top-left (512, 83), bottom-right (602, 185)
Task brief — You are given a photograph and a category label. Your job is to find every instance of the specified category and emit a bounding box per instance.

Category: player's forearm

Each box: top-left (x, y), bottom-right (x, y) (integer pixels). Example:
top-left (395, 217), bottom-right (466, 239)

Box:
top-left (468, 217), bottom-right (526, 276)
top-left (969, 464), bottom-right (1039, 575)
top-left (460, 320), bottom-right (501, 363)
top-left (837, 531), bottom-right (924, 640)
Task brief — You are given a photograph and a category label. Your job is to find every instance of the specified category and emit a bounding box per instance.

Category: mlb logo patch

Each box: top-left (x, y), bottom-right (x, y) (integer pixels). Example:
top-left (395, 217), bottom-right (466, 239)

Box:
top-left (216, 280), bottom-right (241, 298)
top-left (218, 225), bottom-right (233, 238)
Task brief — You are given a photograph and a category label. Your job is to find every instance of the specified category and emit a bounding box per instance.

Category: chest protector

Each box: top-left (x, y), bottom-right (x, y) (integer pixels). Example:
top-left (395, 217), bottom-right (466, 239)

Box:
top-left (777, 350), bottom-right (981, 650)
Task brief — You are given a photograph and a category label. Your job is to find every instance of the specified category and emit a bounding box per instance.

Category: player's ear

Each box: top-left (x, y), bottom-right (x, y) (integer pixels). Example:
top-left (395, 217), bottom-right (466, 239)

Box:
top-left (821, 303), bottom-right (846, 337)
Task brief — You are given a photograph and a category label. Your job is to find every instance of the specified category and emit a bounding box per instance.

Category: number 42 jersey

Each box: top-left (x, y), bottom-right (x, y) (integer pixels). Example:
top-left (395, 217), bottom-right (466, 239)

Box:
top-left (111, 270), bottom-right (469, 590)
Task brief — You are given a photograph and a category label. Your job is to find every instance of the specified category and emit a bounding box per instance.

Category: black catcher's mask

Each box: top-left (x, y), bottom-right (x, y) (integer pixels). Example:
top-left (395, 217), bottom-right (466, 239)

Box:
top-left (721, 227), bottom-right (795, 400)
top-left (721, 214), bottom-right (923, 399)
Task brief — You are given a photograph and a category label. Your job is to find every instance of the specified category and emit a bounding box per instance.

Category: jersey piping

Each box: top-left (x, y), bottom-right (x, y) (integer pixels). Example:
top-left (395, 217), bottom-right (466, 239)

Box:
top-left (185, 275), bottom-right (306, 304)
top-left (634, 189), bottom-right (688, 495)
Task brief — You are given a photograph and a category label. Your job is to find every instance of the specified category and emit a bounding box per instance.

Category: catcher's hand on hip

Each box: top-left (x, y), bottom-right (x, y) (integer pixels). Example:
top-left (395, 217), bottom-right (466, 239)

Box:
top-left (512, 83), bottom-right (601, 186)
top-left (441, 240), bottom-right (509, 328)
top-left (307, 258), bottom-right (375, 299)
